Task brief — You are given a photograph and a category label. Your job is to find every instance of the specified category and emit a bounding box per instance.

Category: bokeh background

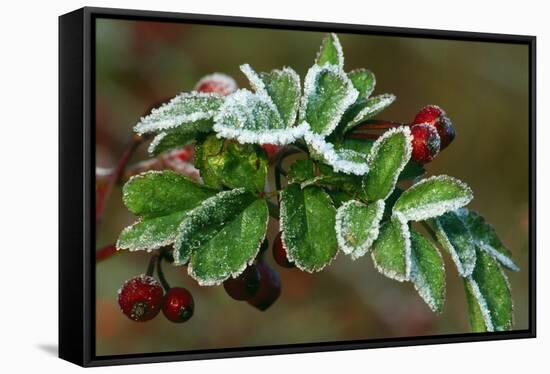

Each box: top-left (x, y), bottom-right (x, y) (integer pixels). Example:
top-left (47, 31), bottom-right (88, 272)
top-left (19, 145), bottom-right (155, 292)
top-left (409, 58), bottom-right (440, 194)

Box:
top-left (95, 18), bottom-right (530, 356)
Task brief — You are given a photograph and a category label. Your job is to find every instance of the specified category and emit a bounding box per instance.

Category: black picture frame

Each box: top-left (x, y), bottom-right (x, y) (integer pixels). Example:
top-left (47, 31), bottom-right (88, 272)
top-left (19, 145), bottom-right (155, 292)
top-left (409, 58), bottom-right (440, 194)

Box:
top-left (59, 6), bottom-right (537, 367)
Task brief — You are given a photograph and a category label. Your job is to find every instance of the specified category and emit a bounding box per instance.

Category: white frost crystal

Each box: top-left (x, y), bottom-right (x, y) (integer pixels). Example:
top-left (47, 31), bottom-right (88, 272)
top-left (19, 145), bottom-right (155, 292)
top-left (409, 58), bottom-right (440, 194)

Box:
top-left (304, 130), bottom-right (370, 175)
top-left (466, 277), bottom-right (495, 332)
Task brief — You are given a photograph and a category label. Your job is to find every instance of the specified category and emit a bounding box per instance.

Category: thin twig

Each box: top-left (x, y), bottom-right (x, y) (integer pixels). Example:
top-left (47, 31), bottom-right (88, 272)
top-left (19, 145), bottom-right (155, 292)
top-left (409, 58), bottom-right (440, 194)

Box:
top-left (96, 134), bottom-right (146, 227)
top-left (156, 256), bottom-right (171, 292)
top-left (95, 243), bottom-right (118, 262)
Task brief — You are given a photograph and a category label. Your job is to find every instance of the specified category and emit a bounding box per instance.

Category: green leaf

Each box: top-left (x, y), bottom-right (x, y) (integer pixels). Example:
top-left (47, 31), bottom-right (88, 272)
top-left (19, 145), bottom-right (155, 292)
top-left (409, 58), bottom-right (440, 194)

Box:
top-left (410, 229), bottom-right (446, 313)
top-left (122, 170), bottom-right (216, 218)
top-left (240, 64), bottom-right (301, 126)
top-left (194, 134), bottom-right (268, 192)
top-left (148, 121), bottom-right (212, 156)
top-left (117, 211), bottom-right (189, 251)
top-left (287, 159), bottom-right (316, 184)
top-left (280, 184), bottom-right (338, 272)
top-left (364, 127), bottom-right (412, 201)
top-left (310, 163), bottom-right (366, 199)
top-left (335, 200), bottom-right (385, 259)
top-left (300, 64), bottom-right (358, 136)
top-left (213, 89), bottom-right (308, 145)
top-left (464, 248), bottom-right (513, 331)
top-left (339, 94), bottom-right (396, 134)
top-left (433, 211), bottom-right (477, 277)
top-left (134, 92), bottom-right (223, 135)
top-left (458, 209), bottom-right (519, 271)
top-left (326, 190), bottom-right (354, 208)
top-left (118, 171), bottom-right (217, 250)
top-left (173, 189), bottom-right (269, 285)
top-left (398, 160), bottom-right (426, 182)
top-left (393, 175), bottom-right (473, 221)
top-left (315, 33), bottom-right (344, 70)
top-left (371, 214), bottom-right (411, 281)
top-left (338, 138), bottom-right (374, 155)
top-left (348, 68), bottom-right (376, 98)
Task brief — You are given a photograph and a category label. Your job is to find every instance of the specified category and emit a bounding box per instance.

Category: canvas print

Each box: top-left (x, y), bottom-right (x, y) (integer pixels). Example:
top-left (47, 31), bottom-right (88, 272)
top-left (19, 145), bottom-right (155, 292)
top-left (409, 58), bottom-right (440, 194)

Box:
top-left (95, 18), bottom-right (530, 356)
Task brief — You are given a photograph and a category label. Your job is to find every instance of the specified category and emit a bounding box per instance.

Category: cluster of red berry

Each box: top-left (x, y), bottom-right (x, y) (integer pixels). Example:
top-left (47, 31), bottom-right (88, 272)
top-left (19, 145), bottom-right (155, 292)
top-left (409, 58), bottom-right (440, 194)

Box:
top-left (118, 235), bottom-right (295, 322)
top-left (118, 273), bottom-right (194, 323)
top-left (410, 105), bottom-right (455, 164)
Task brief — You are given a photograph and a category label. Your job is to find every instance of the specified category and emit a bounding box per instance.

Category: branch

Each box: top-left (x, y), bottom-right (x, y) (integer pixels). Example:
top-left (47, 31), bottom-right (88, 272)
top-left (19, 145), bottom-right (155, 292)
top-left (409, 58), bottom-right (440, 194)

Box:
top-left (96, 134), bottom-right (146, 226)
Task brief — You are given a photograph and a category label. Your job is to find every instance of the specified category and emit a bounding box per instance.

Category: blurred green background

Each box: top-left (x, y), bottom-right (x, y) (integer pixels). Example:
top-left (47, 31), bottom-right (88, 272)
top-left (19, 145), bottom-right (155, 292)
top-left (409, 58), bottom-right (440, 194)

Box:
top-left (95, 18), bottom-right (530, 356)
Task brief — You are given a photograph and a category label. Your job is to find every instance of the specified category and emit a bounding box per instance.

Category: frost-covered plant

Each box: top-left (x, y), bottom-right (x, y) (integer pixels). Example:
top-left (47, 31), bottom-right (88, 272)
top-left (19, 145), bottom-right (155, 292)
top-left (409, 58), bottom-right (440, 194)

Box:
top-left (105, 33), bottom-right (518, 331)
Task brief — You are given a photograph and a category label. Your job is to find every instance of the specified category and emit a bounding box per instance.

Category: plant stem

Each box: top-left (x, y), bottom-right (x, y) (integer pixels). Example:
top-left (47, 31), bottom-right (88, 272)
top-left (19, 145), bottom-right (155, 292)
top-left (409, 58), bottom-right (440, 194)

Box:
top-left (146, 254), bottom-right (158, 277)
top-left (95, 244), bottom-right (118, 262)
top-left (273, 146), bottom-right (301, 191)
top-left (420, 220), bottom-right (438, 242)
top-left (346, 133), bottom-right (380, 140)
top-left (156, 256), bottom-right (171, 292)
top-left (353, 119), bottom-right (407, 131)
top-left (96, 134), bottom-right (146, 227)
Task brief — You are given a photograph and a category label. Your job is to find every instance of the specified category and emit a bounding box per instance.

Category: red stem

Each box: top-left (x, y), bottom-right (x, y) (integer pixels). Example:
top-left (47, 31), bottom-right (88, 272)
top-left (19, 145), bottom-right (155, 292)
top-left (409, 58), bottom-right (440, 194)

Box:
top-left (96, 134), bottom-right (144, 226)
top-left (96, 244), bottom-right (118, 262)
top-left (353, 119), bottom-right (408, 131)
top-left (347, 133), bottom-right (380, 140)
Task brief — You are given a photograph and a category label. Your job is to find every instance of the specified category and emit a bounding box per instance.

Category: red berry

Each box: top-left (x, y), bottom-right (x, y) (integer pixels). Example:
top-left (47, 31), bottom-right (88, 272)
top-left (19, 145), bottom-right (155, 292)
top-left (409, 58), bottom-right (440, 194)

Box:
top-left (412, 105), bottom-right (455, 149)
top-left (194, 73), bottom-right (237, 96)
top-left (162, 287), bottom-right (194, 323)
top-left (174, 148), bottom-right (193, 162)
top-left (223, 265), bottom-right (261, 301)
top-left (118, 275), bottom-right (164, 322)
top-left (247, 260), bottom-right (281, 311)
top-left (272, 232), bottom-right (294, 268)
top-left (410, 124), bottom-right (441, 164)
top-left (261, 144), bottom-right (281, 158)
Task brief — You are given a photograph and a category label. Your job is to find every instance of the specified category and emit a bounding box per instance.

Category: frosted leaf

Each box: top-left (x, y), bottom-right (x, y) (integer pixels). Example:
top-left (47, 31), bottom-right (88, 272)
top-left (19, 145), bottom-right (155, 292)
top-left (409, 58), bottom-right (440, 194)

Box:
top-left (299, 64), bottom-right (358, 136)
top-left (240, 64), bottom-right (302, 127)
top-left (280, 184), bottom-right (338, 272)
top-left (194, 133), bottom-right (268, 192)
top-left (134, 92), bottom-right (223, 135)
top-left (116, 211), bottom-right (188, 251)
top-left (348, 68), bottom-right (376, 99)
top-left (433, 211), bottom-right (477, 277)
top-left (393, 175), bottom-right (473, 222)
top-left (341, 94), bottom-right (396, 133)
top-left (364, 126), bottom-right (412, 201)
top-left (194, 73), bottom-right (238, 95)
top-left (173, 188), bottom-right (269, 285)
top-left (147, 119), bottom-right (212, 155)
top-left (213, 89), bottom-right (308, 145)
top-left (122, 170), bottom-right (216, 218)
top-left (304, 130), bottom-right (369, 175)
top-left (315, 33), bottom-right (344, 70)
top-left (371, 212), bottom-right (411, 282)
top-left (117, 171), bottom-right (216, 251)
top-left (409, 229), bottom-right (446, 313)
top-left (335, 199), bottom-right (384, 260)
top-left (464, 248), bottom-right (513, 332)
top-left (456, 208), bottom-right (519, 271)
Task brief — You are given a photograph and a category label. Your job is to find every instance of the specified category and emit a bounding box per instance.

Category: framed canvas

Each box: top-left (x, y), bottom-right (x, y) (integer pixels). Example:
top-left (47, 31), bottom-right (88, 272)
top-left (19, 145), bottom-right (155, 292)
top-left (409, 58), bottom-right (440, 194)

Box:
top-left (59, 6), bottom-right (536, 367)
